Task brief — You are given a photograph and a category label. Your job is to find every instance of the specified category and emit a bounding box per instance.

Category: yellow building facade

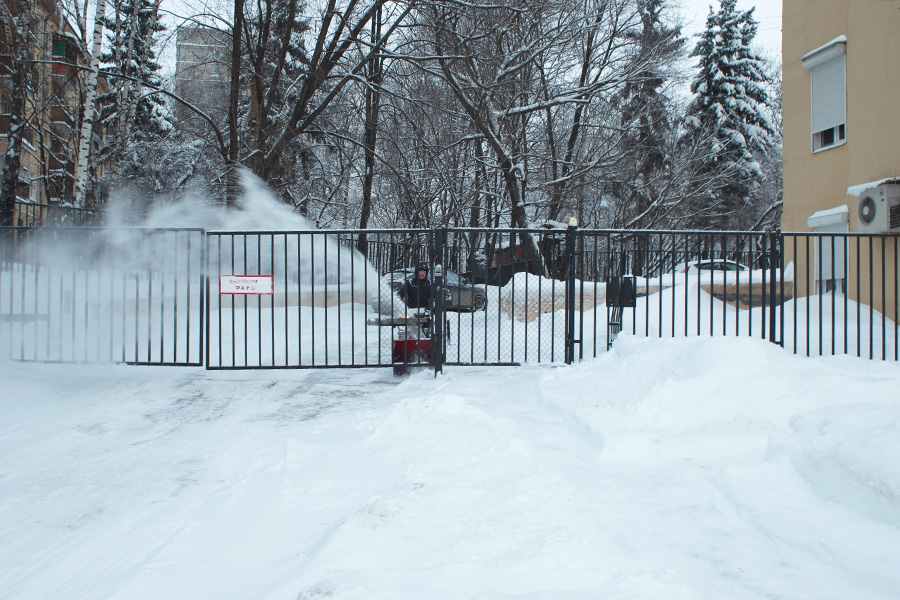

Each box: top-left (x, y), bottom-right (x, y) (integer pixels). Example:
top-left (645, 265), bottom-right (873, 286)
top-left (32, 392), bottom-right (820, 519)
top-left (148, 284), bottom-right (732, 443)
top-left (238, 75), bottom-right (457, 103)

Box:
top-left (782, 0), bottom-right (900, 320)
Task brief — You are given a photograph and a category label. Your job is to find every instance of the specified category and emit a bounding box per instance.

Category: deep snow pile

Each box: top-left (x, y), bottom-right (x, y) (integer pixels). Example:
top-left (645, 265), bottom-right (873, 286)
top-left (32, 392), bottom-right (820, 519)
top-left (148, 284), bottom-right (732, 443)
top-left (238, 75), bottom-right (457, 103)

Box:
top-left (1, 336), bottom-right (899, 599)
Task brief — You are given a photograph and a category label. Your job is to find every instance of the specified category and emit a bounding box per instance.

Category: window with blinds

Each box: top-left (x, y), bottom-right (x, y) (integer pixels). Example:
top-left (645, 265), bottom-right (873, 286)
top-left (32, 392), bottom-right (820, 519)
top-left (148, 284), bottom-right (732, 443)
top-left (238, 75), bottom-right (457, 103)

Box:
top-left (802, 38), bottom-right (847, 153)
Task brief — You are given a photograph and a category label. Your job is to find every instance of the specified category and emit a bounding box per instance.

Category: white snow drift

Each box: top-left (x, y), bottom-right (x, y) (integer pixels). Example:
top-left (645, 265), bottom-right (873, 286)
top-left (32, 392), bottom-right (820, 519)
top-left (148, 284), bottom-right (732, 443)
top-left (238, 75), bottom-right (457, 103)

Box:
top-left (1, 335), bottom-right (899, 599)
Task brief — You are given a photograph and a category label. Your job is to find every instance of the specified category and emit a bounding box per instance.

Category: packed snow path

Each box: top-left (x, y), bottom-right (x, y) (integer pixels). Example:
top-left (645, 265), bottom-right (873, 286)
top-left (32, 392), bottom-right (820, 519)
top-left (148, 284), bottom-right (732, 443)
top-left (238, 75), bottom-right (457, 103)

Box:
top-left (2, 336), bottom-right (899, 599)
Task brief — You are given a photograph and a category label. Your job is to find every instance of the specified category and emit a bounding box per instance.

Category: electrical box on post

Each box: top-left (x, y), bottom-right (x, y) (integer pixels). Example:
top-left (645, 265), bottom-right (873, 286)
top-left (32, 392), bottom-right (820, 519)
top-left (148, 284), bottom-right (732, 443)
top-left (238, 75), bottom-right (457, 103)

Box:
top-left (607, 276), bottom-right (636, 308)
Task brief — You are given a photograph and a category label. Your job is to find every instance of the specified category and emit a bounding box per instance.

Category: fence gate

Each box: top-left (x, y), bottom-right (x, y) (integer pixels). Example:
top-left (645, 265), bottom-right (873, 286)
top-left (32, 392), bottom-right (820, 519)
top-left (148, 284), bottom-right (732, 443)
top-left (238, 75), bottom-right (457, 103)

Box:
top-left (205, 229), bottom-right (406, 369)
top-left (204, 228), bottom-right (577, 370)
top-left (0, 227), bottom-right (204, 365)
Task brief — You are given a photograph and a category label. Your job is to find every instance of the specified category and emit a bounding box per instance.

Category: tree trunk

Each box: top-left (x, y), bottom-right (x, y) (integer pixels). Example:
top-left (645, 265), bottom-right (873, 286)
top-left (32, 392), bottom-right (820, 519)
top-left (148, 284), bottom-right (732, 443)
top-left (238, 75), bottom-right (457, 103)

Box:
top-left (225, 0), bottom-right (244, 207)
top-left (356, 7), bottom-right (383, 256)
top-left (73, 0), bottom-right (107, 207)
top-left (0, 0), bottom-right (32, 225)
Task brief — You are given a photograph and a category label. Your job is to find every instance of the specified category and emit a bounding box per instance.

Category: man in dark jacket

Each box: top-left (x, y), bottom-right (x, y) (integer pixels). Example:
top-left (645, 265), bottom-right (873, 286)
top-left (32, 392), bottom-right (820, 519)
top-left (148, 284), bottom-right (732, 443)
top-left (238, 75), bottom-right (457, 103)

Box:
top-left (400, 263), bottom-right (432, 309)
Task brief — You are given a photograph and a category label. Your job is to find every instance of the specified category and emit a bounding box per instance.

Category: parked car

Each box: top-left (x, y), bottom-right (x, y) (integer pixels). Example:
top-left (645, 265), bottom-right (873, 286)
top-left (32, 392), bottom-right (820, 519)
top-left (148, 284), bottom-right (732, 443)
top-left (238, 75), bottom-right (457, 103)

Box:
top-left (676, 259), bottom-right (749, 274)
top-left (385, 268), bottom-right (487, 312)
top-left (444, 270), bottom-right (488, 311)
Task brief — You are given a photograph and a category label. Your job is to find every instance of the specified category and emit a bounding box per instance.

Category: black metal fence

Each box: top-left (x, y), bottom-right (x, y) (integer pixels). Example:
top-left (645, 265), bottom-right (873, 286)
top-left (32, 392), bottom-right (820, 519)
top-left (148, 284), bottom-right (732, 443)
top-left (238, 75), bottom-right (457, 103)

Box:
top-left (1, 227), bottom-right (204, 364)
top-left (2, 224), bottom-right (898, 369)
top-left (782, 232), bottom-right (899, 360)
top-left (569, 230), bottom-right (783, 359)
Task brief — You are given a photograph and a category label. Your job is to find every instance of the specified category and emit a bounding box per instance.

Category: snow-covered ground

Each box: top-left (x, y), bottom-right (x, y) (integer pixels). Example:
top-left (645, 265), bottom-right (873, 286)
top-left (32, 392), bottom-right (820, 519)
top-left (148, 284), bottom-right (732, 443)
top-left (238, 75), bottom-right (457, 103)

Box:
top-left (2, 335), bottom-right (899, 599)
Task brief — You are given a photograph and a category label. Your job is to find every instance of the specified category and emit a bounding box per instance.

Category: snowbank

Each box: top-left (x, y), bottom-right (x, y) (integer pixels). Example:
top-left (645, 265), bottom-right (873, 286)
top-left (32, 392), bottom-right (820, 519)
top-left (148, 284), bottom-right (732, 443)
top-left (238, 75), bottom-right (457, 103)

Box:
top-left (499, 272), bottom-right (606, 322)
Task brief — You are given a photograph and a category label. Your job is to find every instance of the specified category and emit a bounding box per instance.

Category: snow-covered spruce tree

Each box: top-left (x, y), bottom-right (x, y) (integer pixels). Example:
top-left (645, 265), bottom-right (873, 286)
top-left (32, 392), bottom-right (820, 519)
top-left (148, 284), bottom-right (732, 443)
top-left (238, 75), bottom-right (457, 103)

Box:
top-left (681, 0), bottom-right (775, 230)
top-left (98, 0), bottom-right (171, 166)
top-left (614, 0), bottom-right (684, 230)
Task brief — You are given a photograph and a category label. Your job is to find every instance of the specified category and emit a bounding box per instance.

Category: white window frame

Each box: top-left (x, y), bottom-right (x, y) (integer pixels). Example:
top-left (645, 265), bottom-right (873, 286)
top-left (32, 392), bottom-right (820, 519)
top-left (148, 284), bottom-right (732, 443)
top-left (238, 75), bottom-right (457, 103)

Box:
top-left (802, 36), bottom-right (847, 154)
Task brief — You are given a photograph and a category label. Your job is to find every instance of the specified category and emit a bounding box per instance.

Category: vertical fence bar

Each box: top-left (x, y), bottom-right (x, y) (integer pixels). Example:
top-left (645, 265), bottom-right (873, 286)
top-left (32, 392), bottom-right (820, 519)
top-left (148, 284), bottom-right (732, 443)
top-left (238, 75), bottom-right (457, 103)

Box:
top-left (869, 236), bottom-right (874, 360)
top-left (841, 235), bottom-right (850, 355)
top-left (200, 233), bottom-right (210, 369)
top-left (855, 235), bottom-right (861, 358)
top-left (760, 233), bottom-right (767, 341)
top-left (830, 233), bottom-right (836, 356)
top-left (882, 236), bottom-right (886, 361)
top-left (283, 234), bottom-right (289, 366)
top-left (433, 228), bottom-right (445, 375)
top-left (779, 233), bottom-right (785, 348)
top-left (134, 236), bottom-right (140, 363)
top-left (510, 234), bottom-right (516, 365)
top-left (670, 233), bottom-right (676, 338)
top-left (683, 234), bottom-right (688, 337)
top-left (710, 233), bottom-right (716, 337)
top-left (311, 234), bottom-right (316, 366)
top-left (769, 231), bottom-right (778, 344)
top-left (256, 235), bottom-right (262, 366)
top-left (815, 234), bottom-right (824, 356)
top-left (696, 236), bottom-right (701, 337)
top-left (336, 233), bottom-right (342, 366)
top-left (351, 234), bottom-right (357, 366)
top-left (578, 230), bottom-right (584, 361)
top-left (565, 224), bottom-right (576, 364)
top-left (298, 233), bottom-right (303, 367)
top-left (159, 233), bottom-right (166, 363)
top-left (173, 232), bottom-right (179, 364)
top-left (806, 236), bottom-right (811, 356)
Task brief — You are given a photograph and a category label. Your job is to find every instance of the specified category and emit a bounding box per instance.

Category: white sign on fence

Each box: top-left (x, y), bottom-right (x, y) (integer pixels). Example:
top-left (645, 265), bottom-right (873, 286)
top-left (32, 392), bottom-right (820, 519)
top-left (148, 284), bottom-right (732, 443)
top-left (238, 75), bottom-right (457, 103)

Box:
top-left (219, 275), bottom-right (274, 295)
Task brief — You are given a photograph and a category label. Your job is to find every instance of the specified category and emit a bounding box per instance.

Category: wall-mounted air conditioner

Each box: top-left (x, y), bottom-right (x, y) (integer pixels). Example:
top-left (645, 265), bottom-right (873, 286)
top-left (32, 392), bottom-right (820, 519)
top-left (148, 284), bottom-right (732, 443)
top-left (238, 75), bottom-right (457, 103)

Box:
top-left (856, 183), bottom-right (900, 233)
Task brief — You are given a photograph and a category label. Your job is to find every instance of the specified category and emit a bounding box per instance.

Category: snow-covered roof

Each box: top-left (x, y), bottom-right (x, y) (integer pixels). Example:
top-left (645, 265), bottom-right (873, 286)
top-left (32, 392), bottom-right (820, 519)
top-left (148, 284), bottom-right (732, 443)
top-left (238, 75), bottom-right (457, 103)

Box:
top-left (807, 205), bottom-right (849, 229)
top-left (847, 177), bottom-right (900, 197)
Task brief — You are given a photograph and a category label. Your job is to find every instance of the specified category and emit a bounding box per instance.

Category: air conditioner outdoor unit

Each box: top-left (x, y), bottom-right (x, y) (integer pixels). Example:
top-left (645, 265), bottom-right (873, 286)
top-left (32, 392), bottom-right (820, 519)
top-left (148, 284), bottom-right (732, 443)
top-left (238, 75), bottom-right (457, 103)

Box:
top-left (856, 183), bottom-right (900, 233)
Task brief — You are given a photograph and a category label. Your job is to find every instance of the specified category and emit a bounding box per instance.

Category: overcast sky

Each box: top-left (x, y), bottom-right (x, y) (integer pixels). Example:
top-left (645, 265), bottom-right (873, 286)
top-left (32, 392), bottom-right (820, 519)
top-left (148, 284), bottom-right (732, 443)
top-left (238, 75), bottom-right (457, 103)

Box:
top-left (679, 0), bottom-right (782, 62)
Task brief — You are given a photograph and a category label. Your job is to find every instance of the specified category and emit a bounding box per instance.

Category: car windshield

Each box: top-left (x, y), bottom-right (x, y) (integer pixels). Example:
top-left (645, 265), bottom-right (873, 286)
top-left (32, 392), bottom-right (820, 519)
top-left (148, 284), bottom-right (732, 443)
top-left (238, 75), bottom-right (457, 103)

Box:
top-left (695, 261), bottom-right (745, 272)
top-left (445, 272), bottom-right (464, 285)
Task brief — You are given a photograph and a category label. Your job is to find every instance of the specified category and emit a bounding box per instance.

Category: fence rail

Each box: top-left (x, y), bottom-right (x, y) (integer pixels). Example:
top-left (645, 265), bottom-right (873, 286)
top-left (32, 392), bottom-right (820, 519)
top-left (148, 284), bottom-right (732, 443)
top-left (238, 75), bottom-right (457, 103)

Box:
top-left (1, 225), bottom-right (897, 369)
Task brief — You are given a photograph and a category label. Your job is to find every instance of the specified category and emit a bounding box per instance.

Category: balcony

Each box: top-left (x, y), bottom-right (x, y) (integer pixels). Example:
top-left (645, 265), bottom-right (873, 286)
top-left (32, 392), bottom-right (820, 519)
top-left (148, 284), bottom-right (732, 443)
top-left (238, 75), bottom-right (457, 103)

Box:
top-left (50, 105), bottom-right (75, 130)
top-left (48, 155), bottom-right (75, 176)
top-left (50, 61), bottom-right (78, 88)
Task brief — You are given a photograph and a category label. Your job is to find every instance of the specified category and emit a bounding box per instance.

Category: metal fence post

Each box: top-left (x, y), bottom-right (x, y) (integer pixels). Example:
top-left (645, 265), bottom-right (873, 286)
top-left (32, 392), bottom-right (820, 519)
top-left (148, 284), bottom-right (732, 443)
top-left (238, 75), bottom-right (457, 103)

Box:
top-left (432, 228), bottom-right (446, 376)
top-left (204, 230), bottom-right (211, 369)
top-left (565, 223), bottom-right (577, 364)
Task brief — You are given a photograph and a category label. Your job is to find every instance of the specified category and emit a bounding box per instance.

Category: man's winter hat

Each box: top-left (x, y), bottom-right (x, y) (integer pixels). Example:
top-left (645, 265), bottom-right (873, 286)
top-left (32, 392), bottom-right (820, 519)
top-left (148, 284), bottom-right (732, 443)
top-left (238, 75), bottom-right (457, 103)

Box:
top-left (417, 263), bottom-right (429, 273)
